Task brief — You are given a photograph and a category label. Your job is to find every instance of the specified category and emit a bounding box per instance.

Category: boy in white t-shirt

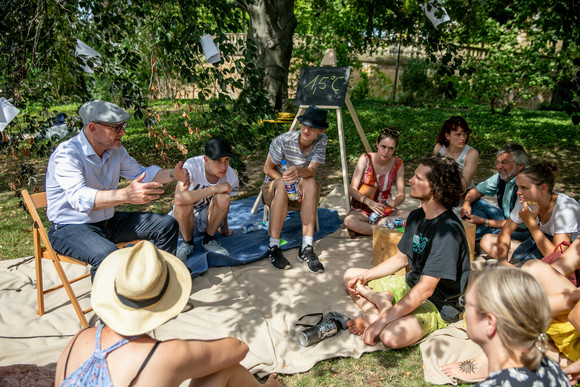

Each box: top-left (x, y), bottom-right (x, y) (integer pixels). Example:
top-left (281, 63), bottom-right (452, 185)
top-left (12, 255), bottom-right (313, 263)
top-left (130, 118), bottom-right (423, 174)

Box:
top-left (172, 137), bottom-right (239, 261)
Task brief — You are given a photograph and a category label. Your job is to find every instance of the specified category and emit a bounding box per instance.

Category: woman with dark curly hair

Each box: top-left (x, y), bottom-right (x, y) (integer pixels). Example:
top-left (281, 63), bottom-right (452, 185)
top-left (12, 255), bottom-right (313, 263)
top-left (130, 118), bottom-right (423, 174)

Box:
top-left (343, 154), bottom-right (470, 350)
top-left (481, 160), bottom-right (580, 264)
top-left (433, 116), bottom-right (479, 192)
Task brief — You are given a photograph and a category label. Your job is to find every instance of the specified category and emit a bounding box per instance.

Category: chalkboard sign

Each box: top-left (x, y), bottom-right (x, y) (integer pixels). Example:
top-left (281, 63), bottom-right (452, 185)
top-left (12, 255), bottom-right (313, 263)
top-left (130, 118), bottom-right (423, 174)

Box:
top-left (294, 66), bottom-right (351, 107)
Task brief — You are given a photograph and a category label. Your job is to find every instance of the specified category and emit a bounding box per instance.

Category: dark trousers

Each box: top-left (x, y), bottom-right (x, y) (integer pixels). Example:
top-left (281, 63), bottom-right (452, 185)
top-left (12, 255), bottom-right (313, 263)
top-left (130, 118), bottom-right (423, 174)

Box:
top-left (48, 212), bottom-right (179, 279)
top-left (471, 199), bottom-right (530, 242)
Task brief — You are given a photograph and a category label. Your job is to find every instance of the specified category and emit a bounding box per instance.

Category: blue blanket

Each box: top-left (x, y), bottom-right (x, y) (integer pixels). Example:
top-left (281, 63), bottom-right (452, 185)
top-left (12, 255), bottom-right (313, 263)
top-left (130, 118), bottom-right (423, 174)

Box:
top-left (181, 196), bottom-right (342, 277)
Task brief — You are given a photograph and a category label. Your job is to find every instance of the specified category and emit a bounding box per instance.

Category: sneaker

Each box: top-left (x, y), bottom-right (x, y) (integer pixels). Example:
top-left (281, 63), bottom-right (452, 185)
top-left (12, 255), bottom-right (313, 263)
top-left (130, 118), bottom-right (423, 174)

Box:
top-left (267, 245), bottom-right (292, 270)
top-left (176, 242), bottom-right (195, 262)
top-left (202, 239), bottom-right (229, 256)
top-left (297, 245), bottom-right (325, 273)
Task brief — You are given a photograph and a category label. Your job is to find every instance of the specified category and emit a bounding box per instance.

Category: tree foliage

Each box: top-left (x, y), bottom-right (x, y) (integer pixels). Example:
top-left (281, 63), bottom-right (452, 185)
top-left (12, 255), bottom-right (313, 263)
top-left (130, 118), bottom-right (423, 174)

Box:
top-left (0, 0), bottom-right (279, 187)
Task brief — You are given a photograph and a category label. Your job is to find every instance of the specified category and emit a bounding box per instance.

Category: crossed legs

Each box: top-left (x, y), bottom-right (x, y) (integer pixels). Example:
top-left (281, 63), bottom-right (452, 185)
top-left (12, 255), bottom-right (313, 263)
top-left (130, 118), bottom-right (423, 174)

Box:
top-left (342, 268), bottom-right (423, 349)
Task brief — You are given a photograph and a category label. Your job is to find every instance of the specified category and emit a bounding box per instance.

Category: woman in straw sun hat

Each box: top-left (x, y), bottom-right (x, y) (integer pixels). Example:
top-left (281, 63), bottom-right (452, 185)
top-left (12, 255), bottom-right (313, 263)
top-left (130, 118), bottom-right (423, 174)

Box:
top-left (55, 240), bottom-right (284, 387)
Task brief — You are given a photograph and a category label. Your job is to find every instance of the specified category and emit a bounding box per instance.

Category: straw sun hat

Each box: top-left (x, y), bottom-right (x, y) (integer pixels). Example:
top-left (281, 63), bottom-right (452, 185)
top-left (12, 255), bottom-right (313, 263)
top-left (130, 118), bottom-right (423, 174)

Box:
top-left (92, 241), bottom-right (192, 336)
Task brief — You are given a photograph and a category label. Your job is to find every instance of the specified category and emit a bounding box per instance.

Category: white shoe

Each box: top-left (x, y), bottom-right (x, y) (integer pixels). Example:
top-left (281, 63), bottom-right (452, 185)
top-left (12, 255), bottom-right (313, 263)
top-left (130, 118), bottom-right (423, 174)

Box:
top-left (176, 242), bottom-right (195, 262)
top-left (202, 239), bottom-right (229, 256)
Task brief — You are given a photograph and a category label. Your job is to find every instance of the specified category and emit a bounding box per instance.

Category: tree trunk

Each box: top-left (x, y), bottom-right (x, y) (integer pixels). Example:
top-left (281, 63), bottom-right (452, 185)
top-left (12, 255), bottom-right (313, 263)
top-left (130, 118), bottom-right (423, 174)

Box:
top-left (243, 0), bottom-right (297, 111)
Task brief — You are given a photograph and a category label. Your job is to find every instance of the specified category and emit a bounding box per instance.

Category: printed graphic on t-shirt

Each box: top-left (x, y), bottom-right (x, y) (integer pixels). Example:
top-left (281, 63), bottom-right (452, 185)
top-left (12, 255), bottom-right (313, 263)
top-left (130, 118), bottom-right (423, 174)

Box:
top-left (413, 233), bottom-right (429, 253)
top-left (191, 183), bottom-right (212, 210)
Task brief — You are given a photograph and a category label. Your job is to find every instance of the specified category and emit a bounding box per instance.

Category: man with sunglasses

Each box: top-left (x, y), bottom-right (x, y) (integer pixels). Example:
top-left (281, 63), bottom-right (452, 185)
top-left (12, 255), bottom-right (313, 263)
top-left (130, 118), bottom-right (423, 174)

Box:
top-left (45, 100), bottom-right (190, 279)
top-left (460, 143), bottom-right (530, 241)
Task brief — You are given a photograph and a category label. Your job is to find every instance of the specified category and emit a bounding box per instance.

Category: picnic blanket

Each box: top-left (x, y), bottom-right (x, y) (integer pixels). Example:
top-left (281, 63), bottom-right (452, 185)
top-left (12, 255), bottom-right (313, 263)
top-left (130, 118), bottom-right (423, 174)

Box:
top-left (182, 196), bottom-right (342, 277)
top-left (0, 185), bottom-right (392, 382)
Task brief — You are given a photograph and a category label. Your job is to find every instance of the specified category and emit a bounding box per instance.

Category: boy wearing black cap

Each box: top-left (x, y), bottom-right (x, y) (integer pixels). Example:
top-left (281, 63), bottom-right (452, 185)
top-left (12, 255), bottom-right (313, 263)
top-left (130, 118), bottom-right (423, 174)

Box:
top-left (172, 137), bottom-right (239, 261)
top-left (261, 105), bottom-right (329, 273)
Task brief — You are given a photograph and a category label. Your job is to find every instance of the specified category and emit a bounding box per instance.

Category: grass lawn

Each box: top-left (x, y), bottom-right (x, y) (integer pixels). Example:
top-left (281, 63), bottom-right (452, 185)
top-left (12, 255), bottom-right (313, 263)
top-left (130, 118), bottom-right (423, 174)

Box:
top-left (1, 99), bottom-right (578, 385)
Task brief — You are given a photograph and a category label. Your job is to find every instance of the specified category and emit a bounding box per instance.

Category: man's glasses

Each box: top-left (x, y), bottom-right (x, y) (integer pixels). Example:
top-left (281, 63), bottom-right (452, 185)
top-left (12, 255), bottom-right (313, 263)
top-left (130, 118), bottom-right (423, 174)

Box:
top-left (496, 160), bottom-right (514, 166)
top-left (97, 122), bottom-right (127, 133)
top-left (458, 295), bottom-right (477, 309)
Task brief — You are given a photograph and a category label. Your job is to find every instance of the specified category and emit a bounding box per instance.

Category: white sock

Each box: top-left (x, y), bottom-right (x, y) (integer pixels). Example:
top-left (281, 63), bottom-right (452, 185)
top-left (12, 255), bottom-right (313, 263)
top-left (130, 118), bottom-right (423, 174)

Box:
top-left (302, 236), bottom-right (313, 250)
top-left (269, 238), bottom-right (280, 248)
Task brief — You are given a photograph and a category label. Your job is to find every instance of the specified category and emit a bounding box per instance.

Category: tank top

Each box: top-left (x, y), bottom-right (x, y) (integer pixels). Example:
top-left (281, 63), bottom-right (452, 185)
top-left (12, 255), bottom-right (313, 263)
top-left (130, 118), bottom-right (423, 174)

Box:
top-left (61, 325), bottom-right (160, 387)
top-left (351, 154), bottom-right (402, 214)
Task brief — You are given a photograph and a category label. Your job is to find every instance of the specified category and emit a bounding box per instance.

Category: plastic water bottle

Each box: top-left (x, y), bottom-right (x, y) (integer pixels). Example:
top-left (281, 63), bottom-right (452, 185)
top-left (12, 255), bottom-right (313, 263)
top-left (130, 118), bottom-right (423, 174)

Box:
top-left (383, 218), bottom-right (407, 229)
top-left (241, 222), bottom-right (266, 233)
top-left (281, 160), bottom-right (299, 201)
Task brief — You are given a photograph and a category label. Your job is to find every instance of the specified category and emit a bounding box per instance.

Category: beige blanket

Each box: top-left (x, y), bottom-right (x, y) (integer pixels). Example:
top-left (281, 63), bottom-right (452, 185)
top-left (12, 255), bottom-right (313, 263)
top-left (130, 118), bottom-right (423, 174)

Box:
top-left (0, 185), bottom-right (405, 378)
top-left (420, 321), bottom-right (484, 385)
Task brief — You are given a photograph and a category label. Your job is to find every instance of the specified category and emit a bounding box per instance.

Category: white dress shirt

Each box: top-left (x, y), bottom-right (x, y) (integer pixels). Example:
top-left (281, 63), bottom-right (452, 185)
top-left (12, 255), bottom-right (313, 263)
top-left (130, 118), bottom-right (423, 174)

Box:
top-left (46, 130), bottom-right (161, 224)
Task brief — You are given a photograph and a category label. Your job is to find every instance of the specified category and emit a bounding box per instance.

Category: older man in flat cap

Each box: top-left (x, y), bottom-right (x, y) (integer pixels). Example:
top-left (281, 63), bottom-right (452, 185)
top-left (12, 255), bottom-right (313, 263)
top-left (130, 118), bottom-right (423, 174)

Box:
top-left (46, 100), bottom-right (190, 279)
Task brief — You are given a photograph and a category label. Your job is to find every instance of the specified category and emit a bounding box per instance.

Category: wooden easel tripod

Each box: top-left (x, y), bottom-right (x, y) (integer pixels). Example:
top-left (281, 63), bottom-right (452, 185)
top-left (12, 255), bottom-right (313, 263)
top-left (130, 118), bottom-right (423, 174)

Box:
top-left (252, 48), bottom-right (372, 214)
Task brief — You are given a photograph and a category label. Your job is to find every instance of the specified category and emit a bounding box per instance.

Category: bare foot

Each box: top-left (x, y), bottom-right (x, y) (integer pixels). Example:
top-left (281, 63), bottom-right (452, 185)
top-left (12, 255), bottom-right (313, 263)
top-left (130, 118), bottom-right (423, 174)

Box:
top-left (355, 283), bottom-right (394, 312)
top-left (440, 353), bottom-right (488, 382)
top-left (347, 317), bottom-right (368, 335)
top-left (264, 373), bottom-right (285, 386)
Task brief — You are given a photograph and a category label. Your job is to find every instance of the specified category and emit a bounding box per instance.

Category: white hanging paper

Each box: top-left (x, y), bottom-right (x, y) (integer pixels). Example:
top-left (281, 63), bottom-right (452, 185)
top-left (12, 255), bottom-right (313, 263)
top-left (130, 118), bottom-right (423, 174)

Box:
top-left (0, 98), bottom-right (20, 132)
top-left (75, 39), bottom-right (102, 73)
top-left (422, 1), bottom-right (450, 28)
top-left (200, 34), bottom-right (221, 64)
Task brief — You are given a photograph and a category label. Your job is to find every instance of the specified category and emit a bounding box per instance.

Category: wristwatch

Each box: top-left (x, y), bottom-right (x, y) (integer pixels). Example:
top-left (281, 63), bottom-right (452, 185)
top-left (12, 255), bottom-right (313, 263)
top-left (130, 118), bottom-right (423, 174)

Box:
top-left (484, 219), bottom-right (490, 228)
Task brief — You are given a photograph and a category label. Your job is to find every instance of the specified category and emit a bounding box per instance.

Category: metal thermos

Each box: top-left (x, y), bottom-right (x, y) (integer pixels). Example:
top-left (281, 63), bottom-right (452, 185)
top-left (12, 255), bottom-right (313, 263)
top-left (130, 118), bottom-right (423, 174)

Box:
top-left (296, 312), bottom-right (350, 347)
top-left (298, 319), bottom-right (339, 347)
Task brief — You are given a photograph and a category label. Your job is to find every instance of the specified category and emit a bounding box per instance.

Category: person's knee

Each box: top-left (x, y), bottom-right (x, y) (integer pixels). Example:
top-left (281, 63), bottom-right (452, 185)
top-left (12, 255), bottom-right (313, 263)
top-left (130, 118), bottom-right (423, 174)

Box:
top-left (480, 234), bottom-right (496, 253)
top-left (343, 268), bottom-right (360, 286)
top-left (380, 328), bottom-right (411, 349)
top-left (212, 192), bottom-right (231, 209)
top-left (300, 177), bottom-right (319, 197)
top-left (521, 259), bottom-right (545, 275)
top-left (344, 214), bottom-right (354, 229)
top-left (173, 202), bottom-right (194, 219)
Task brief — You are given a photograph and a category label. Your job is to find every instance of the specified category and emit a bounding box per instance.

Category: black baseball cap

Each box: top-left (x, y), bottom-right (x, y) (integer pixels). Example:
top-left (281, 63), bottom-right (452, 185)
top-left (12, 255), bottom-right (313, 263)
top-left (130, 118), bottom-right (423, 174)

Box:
top-left (205, 137), bottom-right (233, 160)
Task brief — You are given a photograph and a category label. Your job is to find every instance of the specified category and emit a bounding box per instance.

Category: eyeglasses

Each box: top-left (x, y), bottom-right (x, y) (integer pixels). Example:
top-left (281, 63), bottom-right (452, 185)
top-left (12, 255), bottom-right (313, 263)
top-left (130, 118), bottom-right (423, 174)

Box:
top-left (496, 160), bottom-right (514, 166)
top-left (97, 122), bottom-right (127, 133)
top-left (458, 295), bottom-right (478, 309)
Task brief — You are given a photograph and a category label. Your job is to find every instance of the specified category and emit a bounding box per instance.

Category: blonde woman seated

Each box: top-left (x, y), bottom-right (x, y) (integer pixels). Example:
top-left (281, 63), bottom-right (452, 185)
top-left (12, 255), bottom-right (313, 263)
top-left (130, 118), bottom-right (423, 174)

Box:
top-left (441, 242), bottom-right (580, 383)
top-left (345, 128), bottom-right (408, 236)
top-left (454, 266), bottom-right (569, 386)
top-left (54, 241), bottom-right (283, 387)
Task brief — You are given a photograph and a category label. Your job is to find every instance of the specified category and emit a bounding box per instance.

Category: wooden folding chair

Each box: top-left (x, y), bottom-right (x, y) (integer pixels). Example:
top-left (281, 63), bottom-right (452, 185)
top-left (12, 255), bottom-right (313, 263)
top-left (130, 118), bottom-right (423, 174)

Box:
top-left (21, 190), bottom-right (137, 328)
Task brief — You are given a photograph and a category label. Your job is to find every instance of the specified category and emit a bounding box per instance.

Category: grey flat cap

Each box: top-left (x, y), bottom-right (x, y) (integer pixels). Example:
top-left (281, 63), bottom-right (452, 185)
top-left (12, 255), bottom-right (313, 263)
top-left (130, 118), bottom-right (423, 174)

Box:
top-left (79, 100), bottom-right (130, 125)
